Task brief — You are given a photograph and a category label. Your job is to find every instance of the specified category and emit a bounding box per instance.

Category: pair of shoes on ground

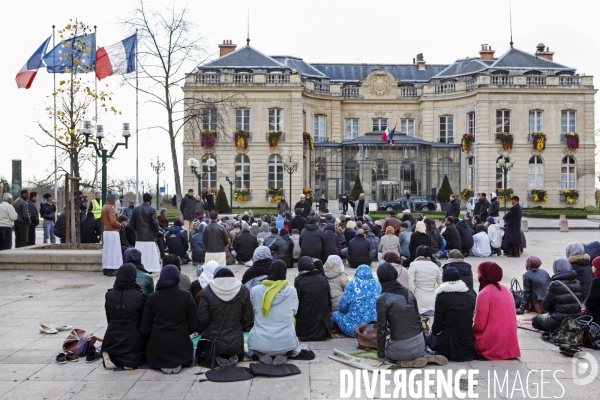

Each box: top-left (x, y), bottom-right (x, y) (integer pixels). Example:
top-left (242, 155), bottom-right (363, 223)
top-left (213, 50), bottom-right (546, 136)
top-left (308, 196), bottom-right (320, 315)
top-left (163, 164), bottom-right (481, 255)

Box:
top-left (40, 323), bottom-right (73, 334)
top-left (86, 348), bottom-right (102, 363)
top-left (216, 355), bottom-right (238, 368)
top-left (161, 365), bottom-right (182, 374)
top-left (399, 354), bottom-right (448, 368)
top-left (257, 353), bottom-right (288, 365)
top-left (56, 352), bottom-right (79, 364)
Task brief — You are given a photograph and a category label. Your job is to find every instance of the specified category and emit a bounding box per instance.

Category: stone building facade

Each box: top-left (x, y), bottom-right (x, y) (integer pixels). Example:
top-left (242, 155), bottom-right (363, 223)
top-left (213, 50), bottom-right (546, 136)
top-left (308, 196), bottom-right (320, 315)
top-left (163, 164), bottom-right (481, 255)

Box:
top-left (182, 41), bottom-right (596, 209)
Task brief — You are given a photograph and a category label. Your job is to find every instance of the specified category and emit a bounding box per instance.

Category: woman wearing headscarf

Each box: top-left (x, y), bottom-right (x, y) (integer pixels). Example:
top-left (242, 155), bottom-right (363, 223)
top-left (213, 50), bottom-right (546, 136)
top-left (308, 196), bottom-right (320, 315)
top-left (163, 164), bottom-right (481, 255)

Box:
top-left (101, 264), bottom-right (147, 369)
top-left (332, 265), bottom-right (381, 337)
top-left (197, 267), bottom-right (253, 367)
top-left (408, 246), bottom-right (442, 314)
top-left (584, 256), bottom-right (600, 324)
top-left (383, 252), bottom-right (408, 288)
top-left (403, 221), bottom-right (432, 267)
top-left (378, 226), bottom-right (400, 258)
top-left (472, 262), bottom-right (520, 360)
top-left (566, 242), bottom-right (593, 299)
top-left (532, 259), bottom-right (583, 333)
top-left (372, 263), bottom-right (447, 368)
top-left (248, 260), bottom-right (300, 365)
top-left (517, 256), bottom-right (551, 315)
top-left (190, 260), bottom-right (219, 307)
top-left (123, 248), bottom-right (154, 296)
top-left (294, 257), bottom-right (332, 341)
top-left (140, 265), bottom-right (201, 374)
top-left (324, 255), bottom-right (349, 311)
top-left (427, 267), bottom-right (476, 361)
top-left (469, 225), bottom-right (492, 257)
top-left (242, 246), bottom-right (273, 284)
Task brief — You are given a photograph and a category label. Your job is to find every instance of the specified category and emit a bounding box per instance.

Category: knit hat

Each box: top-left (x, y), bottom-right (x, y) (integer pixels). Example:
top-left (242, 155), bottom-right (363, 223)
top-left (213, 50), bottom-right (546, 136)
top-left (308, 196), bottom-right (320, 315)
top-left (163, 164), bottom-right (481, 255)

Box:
top-left (279, 228), bottom-right (289, 236)
top-left (143, 193), bottom-right (152, 203)
top-left (242, 223), bottom-right (250, 231)
top-left (106, 192), bottom-right (117, 202)
top-left (193, 219), bottom-right (200, 229)
top-left (174, 219), bottom-right (182, 226)
top-left (486, 217), bottom-right (495, 224)
top-left (448, 249), bottom-right (464, 259)
top-left (324, 223), bottom-right (335, 232)
top-left (442, 267), bottom-right (461, 282)
top-left (347, 221), bottom-right (356, 229)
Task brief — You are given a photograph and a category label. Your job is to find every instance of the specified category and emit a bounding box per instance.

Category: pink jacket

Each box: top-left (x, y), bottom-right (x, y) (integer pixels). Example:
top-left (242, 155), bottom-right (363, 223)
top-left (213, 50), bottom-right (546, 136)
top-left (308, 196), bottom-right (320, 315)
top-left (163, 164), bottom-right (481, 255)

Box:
top-left (473, 283), bottom-right (521, 360)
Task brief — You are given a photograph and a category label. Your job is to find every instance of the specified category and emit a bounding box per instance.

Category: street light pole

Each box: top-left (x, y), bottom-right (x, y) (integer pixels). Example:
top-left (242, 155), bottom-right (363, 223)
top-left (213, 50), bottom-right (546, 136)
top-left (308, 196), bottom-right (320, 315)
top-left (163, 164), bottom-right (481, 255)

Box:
top-left (151, 156), bottom-right (165, 209)
top-left (187, 157), bottom-right (216, 196)
top-left (82, 121), bottom-right (130, 205)
top-left (495, 157), bottom-right (515, 214)
top-left (283, 152), bottom-right (299, 200)
top-left (224, 170), bottom-right (243, 214)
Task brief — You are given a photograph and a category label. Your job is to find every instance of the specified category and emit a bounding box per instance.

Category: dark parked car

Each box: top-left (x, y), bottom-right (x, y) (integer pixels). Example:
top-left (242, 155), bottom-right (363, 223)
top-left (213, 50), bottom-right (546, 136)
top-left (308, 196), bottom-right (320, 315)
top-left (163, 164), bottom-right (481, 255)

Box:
top-left (378, 196), bottom-right (436, 212)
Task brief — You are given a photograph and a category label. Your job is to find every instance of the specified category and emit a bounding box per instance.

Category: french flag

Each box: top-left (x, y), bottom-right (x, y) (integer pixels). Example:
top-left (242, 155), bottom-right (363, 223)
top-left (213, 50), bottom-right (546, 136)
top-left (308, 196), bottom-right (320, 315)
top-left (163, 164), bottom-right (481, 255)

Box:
top-left (96, 34), bottom-right (136, 80)
top-left (15, 36), bottom-right (51, 89)
top-left (388, 126), bottom-right (396, 144)
top-left (381, 127), bottom-right (389, 143)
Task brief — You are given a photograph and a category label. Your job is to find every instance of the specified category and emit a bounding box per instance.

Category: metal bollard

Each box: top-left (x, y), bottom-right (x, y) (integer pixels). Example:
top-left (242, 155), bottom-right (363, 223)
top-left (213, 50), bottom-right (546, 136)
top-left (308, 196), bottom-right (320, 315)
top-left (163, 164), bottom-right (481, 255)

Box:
top-left (560, 220), bottom-right (569, 232)
top-left (521, 220), bottom-right (528, 232)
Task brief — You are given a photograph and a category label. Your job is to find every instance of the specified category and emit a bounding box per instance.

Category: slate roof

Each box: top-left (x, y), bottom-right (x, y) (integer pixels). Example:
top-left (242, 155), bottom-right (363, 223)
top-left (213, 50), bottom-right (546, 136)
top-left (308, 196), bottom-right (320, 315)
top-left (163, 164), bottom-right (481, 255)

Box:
top-left (434, 58), bottom-right (488, 78)
top-left (271, 56), bottom-right (327, 78)
top-left (310, 64), bottom-right (449, 83)
top-left (199, 46), bottom-right (285, 69)
top-left (491, 47), bottom-right (573, 71)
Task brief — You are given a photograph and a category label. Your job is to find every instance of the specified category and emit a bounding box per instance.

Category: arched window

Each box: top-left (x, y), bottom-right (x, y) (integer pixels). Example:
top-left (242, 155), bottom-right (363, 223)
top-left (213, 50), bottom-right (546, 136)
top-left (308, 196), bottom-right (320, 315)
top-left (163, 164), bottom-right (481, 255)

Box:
top-left (234, 154), bottom-right (250, 190)
top-left (315, 157), bottom-right (326, 194)
top-left (267, 154), bottom-right (283, 189)
top-left (467, 157), bottom-right (475, 190)
top-left (528, 156), bottom-right (544, 190)
top-left (201, 154), bottom-right (217, 190)
top-left (561, 156), bottom-right (577, 189)
top-left (496, 156), bottom-right (512, 190)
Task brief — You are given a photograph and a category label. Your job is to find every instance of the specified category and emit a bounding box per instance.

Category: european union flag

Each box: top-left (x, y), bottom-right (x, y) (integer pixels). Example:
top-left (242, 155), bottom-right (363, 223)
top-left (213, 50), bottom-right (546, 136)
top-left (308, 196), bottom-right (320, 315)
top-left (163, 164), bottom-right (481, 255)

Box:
top-left (43, 33), bottom-right (96, 74)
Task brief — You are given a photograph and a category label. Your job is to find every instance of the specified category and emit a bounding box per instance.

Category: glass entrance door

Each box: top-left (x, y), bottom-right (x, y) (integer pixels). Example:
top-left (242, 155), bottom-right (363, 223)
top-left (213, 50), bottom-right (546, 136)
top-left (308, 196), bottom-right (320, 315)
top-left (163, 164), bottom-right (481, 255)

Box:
top-left (326, 178), bottom-right (339, 201)
top-left (376, 181), bottom-right (400, 204)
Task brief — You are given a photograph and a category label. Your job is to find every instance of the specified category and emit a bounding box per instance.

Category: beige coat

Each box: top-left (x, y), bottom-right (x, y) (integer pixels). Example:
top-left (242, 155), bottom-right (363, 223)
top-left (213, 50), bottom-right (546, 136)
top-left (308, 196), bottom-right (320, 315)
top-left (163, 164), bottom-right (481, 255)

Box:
top-left (378, 234), bottom-right (400, 256)
top-left (408, 257), bottom-right (442, 314)
top-left (324, 266), bottom-right (349, 311)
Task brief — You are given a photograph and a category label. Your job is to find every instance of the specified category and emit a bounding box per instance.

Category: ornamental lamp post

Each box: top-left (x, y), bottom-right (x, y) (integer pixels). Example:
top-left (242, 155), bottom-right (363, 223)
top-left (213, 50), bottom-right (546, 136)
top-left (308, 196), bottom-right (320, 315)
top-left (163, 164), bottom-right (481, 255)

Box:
top-left (187, 157), bottom-right (216, 195)
top-left (82, 120), bottom-right (130, 205)
top-left (495, 157), bottom-right (515, 213)
top-left (224, 169), bottom-right (243, 214)
top-left (283, 151), bottom-right (299, 200)
top-left (150, 156), bottom-right (165, 209)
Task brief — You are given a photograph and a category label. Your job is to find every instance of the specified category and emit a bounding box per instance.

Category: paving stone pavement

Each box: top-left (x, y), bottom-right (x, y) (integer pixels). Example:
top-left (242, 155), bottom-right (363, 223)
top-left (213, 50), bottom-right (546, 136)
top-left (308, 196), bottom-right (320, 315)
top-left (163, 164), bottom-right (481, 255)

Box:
top-left (0, 230), bottom-right (599, 398)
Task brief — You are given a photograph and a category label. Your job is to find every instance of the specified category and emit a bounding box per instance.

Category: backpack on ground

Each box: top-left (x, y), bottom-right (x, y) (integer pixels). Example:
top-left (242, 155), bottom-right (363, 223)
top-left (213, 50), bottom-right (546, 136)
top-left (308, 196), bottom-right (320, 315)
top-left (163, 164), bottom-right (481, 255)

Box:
top-left (550, 317), bottom-right (585, 349)
top-left (577, 316), bottom-right (600, 350)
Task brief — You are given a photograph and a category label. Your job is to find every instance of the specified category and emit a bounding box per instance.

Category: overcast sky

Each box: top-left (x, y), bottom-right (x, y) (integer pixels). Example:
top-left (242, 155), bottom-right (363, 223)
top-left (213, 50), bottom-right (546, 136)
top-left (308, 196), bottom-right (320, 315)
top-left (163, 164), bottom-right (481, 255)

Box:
top-left (1, 0), bottom-right (598, 194)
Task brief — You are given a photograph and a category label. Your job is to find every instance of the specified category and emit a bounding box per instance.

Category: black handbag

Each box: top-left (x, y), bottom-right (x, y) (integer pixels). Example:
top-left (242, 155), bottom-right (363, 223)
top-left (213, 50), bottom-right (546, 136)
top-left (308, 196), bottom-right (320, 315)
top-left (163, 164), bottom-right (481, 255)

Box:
top-left (510, 278), bottom-right (523, 309)
top-left (577, 315), bottom-right (600, 350)
top-left (196, 305), bottom-right (230, 369)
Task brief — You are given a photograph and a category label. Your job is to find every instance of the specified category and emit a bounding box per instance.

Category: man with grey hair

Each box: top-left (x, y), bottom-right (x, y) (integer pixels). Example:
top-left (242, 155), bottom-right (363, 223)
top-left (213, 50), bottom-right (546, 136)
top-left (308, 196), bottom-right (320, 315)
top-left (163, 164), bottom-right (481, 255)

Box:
top-left (0, 193), bottom-right (18, 250)
top-left (351, 193), bottom-right (370, 220)
top-left (100, 192), bottom-right (123, 276)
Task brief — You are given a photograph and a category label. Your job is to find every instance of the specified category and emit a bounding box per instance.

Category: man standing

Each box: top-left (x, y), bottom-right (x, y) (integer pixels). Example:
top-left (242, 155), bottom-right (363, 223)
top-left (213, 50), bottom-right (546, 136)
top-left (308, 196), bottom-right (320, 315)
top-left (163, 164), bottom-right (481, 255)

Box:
top-left (202, 188), bottom-right (215, 215)
top-left (115, 195), bottom-right (125, 214)
top-left (502, 195), bottom-right (522, 258)
top-left (203, 211), bottom-right (230, 266)
top-left (130, 193), bottom-right (161, 273)
top-left (340, 192), bottom-right (349, 215)
top-left (318, 193), bottom-right (329, 214)
top-left (473, 193), bottom-right (481, 217)
top-left (88, 192), bottom-right (103, 220)
top-left (122, 200), bottom-right (135, 219)
top-left (26, 192), bottom-right (39, 246)
top-left (180, 189), bottom-right (197, 241)
top-left (40, 193), bottom-right (57, 244)
top-left (352, 193), bottom-right (370, 220)
top-left (13, 190), bottom-right (31, 248)
top-left (100, 192), bottom-right (123, 276)
top-left (477, 193), bottom-right (490, 221)
top-left (488, 193), bottom-right (500, 224)
top-left (0, 193), bottom-right (18, 250)
top-left (445, 194), bottom-right (460, 219)
top-left (294, 194), bottom-right (310, 218)
top-left (276, 195), bottom-right (289, 216)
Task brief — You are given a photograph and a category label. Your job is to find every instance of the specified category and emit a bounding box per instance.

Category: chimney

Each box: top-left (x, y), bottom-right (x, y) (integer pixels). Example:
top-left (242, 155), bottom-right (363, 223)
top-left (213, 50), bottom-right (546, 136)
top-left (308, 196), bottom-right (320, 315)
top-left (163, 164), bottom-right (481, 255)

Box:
top-left (218, 39), bottom-right (237, 57)
top-left (416, 53), bottom-right (426, 70)
top-left (535, 43), bottom-right (554, 61)
top-left (479, 44), bottom-right (495, 60)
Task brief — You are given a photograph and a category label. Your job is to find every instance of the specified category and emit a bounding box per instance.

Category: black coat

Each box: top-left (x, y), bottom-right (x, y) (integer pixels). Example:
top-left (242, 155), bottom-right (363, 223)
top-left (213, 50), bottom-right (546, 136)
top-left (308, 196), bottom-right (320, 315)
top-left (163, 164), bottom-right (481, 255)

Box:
top-left (300, 224), bottom-right (325, 259)
top-left (80, 217), bottom-right (101, 243)
top-left (101, 282), bottom-right (147, 368)
top-left (520, 269), bottom-right (551, 311)
top-left (542, 271), bottom-right (583, 328)
top-left (376, 291), bottom-right (422, 361)
top-left (455, 220), bottom-right (474, 253)
top-left (347, 236), bottom-right (372, 268)
top-left (318, 198), bottom-right (328, 212)
top-left (426, 225), bottom-right (443, 253)
top-left (166, 226), bottom-right (189, 257)
top-left (140, 287), bottom-right (201, 369)
top-left (202, 192), bottom-right (214, 211)
top-left (585, 278), bottom-right (600, 327)
top-left (488, 198), bottom-right (500, 217)
top-left (202, 221), bottom-right (230, 252)
top-left (322, 231), bottom-right (340, 261)
top-left (241, 258), bottom-right (272, 284)
top-left (294, 270), bottom-right (332, 341)
top-left (478, 199), bottom-right (490, 220)
top-left (403, 232), bottom-right (433, 267)
top-left (129, 204), bottom-right (159, 242)
top-left (269, 235), bottom-right (294, 268)
top-left (294, 201), bottom-right (310, 218)
top-left (28, 199), bottom-right (39, 226)
top-left (569, 254), bottom-right (593, 300)
top-left (179, 194), bottom-right (197, 221)
top-left (502, 203), bottom-right (522, 245)
top-left (442, 225), bottom-right (462, 251)
top-left (431, 290), bottom-right (477, 361)
top-left (197, 285), bottom-right (253, 357)
top-left (233, 231), bottom-right (258, 262)
top-left (53, 211), bottom-right (67, 239)
top-left (288, 216), bottom-right (307, 233)
top-left (446, 199), bottom-right (460, 218)
top-left (40, 201), bottom-right (56, 222)
top-left (443, 261), bottom-right (474, 290)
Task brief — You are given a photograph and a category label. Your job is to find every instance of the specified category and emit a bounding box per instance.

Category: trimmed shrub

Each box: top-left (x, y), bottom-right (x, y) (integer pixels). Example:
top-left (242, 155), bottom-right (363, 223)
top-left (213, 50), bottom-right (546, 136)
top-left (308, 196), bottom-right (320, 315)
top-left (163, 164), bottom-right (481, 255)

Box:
top-left (437, 175), bottom-right (453, 203)
top-left (215, 184), bottom-right (230, 213)
top-left (350, 174), bottom-right (364, 200)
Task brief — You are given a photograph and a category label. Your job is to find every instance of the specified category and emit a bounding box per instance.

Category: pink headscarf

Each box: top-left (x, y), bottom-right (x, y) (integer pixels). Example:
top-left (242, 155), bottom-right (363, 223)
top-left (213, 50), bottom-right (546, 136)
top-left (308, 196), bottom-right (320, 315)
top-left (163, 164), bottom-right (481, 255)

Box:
top-left (525, 256), bottom-right (542, 271)
top-left (592, 256), bottom-right (600, 279)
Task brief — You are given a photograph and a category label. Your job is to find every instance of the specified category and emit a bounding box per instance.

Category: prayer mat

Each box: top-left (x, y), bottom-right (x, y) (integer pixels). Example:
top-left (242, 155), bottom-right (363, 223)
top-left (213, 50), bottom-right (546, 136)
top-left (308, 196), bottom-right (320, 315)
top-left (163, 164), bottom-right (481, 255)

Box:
top-left (516, 314), bottom-right (544, 333)
top-left (328, 349), bottom-right (392, 372)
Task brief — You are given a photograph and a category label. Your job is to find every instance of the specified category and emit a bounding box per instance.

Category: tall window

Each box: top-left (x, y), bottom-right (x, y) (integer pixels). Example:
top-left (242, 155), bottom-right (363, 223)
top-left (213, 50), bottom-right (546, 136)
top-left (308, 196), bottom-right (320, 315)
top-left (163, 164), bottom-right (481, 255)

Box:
top-left (496, 156), bottom-right (512, 190)
top-left (315, 157), bottom-right (326, 191)
top-left (314, 115), bottom-right (327, 143)
top-left (372, 118), bottom-right (387, 131)
top-left (439, 116), bottom-right (454, 143)
top-left (561, 110), bottom-right (576, 141)
top-left (201, 108), bottom-right (217, 131)
top-left (267, 154), bottom-right (283, 189)
top-left (561, 156), bottom-right (577, 189)
top-left (345, 118), bottom-right (359, 140)
top-left (400, 118), bottom-right (415, 136)
top-left (528, 156), bottom-right (544, 190)
top-left (234, 154), bottom-right (250, 190)
top-left (467, 112), bottom-right (475, 140)
top-left (529, 110), bottom-right (543, 141)
top-left (235, 109), bottom-right (250, 131)
top-left (467, 157), bottom-right (475, 190)
top-left (268, 108), bottom-right (284, 131)
top-left (496, 110), bottom-right (511, 133)
top-left (201, 154), bottom-right (217, 190)
top-left (438, 158), bottom-right (453, 188)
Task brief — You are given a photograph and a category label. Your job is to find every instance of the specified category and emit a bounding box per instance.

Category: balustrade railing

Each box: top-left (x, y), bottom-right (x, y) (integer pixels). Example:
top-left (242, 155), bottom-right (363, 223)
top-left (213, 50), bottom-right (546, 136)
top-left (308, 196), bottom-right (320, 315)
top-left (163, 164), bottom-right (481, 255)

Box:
top-left (435, 82), bottom-right (455, 93)
top-left (400, 87), bottom-right (418, 96)
top-left (466, 79), bottom-right (478, 91)
top-left (559, 76), bottom-right (581, 86)
top-left (342, 86), bottom-right (359, 97)
top-left (490, 76), bottom-right (513, 85)
top-left (196, 74), bottom-right (220, 84)
top-left (266, 74), bottom-right (290, 84)
top-left (313, 82), bottom-right (330, 93)
top-left (527, 76), bottom-right (546, 86)
top-left (232, 74), bottom-right (253, 84)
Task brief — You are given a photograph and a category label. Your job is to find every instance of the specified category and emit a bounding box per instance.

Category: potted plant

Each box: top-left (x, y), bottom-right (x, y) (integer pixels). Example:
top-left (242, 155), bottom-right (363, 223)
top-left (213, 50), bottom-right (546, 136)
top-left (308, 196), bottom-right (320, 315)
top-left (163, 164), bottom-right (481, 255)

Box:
top-left (234, 129), bottom-right (249, 149)
top-left (201, 129), bottom-right (217, 148)
top-left (497, 188), bottom-right (514, 202)
top-left (303, 131), bottom-right (315, 150)
top-left (461, 134), bottom-right (474, 152)
top-left (530, 189), bottom-right (547, 202)
top-left (497, 132), bottom-right (513, 150)
top-left (233, 188), bottom-right (250, 202)
top-left (267, 188), bottom-right (283, 203)
top-left (531, 132), bottom-right (546, 151)
top-left (565, 132), bottom-right (579, 150)
top-left (459, 188), bottom-right (473, 201)
top-left (437, 175), bottom-right (453, 211)
top-left (562, 189), bottom-right (579, 204)
top-left (268, 130), bottom-right (283, 147)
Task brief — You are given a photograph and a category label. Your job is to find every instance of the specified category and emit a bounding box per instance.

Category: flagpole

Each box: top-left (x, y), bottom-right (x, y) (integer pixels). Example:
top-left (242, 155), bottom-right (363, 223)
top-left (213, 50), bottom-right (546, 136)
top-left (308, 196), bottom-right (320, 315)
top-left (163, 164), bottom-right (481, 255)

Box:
top-left (53, 25), bottom-right (57, 201)
top-left (135, 28), bottom-right (139, 205)
top-left (94, 25), bottom-right (99, 193)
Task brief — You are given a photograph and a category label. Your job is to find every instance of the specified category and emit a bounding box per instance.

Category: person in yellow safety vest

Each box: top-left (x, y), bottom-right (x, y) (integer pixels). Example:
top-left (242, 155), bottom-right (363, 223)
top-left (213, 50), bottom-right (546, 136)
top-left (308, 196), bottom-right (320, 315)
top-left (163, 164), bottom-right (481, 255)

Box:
top-left (89, 192), bottom-right (103, 220)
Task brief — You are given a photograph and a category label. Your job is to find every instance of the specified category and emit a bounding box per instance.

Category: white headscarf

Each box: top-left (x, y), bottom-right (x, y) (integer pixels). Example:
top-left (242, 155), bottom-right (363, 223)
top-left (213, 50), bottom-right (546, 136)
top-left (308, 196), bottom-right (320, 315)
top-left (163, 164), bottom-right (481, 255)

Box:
top-left (324, 255), bottom-right (345, 272)
top-left (198, 260), bottom-right (219, 288)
